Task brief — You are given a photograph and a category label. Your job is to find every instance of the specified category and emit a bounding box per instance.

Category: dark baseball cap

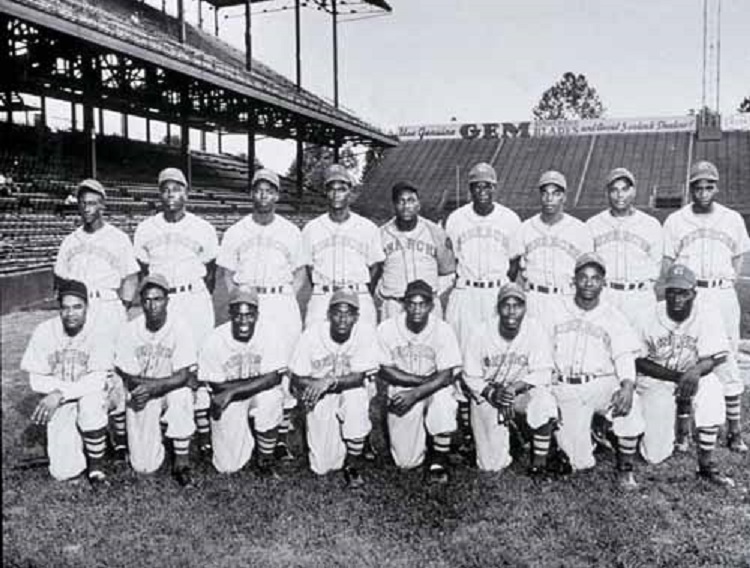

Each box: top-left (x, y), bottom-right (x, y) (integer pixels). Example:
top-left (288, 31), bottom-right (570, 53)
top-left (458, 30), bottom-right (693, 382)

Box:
top-left (403, 279), bottom-right (434, 300)
top-left (497, 282), bottom-right (526, 304)
top-left (58, 279), bottom-right (88, 303)
top-left (689, 161), bottom-right (719, 184)
top-left (664, 264), bottom-right (696, 290)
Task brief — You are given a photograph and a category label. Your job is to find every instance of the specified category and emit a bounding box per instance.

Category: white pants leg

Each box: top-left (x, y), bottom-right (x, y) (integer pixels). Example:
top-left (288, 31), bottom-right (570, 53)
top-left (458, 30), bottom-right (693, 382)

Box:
top-left (471, 400), bottom-right (513, 472)
top-left (603, 287), bottom-right (657, 329)
top-left (524, 290), bottom-right (570, 322)
top-left (699, 287), bottom-right (744, 396)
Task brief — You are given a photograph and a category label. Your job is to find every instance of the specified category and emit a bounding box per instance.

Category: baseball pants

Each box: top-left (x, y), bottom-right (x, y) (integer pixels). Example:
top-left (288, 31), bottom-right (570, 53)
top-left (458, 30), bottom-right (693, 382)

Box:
top-left (637, 374), bottom-right (725, 464)
top-left (305, 292), bottom-right (377, 329)
top-left (45, 391), bottom-right (108, 481)
top-left (87, 297), bottom-right (128, 414)
top-left (471, 387), bottom-right (557, 472)
top-left (386, 385), bottom-right (457, 469)
top-left (211, 386), bottom-right (283, 473)
top-left (551, 376), bottom-right (645, 471)
top-left (126, 387), bottom-right (195, 474)
top-left (524, 289), bottom-right (570, 322)
top-left (602, 287), bottom-right (657, 328)
top-left (305, 387), bottom-right (371, 475)
top-left (445, 286), bottom-right (503, 350)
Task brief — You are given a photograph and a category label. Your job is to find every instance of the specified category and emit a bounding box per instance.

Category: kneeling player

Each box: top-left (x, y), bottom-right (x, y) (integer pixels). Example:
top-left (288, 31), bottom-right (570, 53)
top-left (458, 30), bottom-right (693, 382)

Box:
top-left (635, 264), bottom-right (733, 486)
top-left (377, 280), bottom-right (461, 483)
top-left (463, 283), bottom-right (557, 473)
top-left (21, 280), bottom-right (110, 483)
top-left (198, 288), bottom-right (285, 476)
top-left (290, 290), bottom-right (379, 487)
top-left (115, 274), bottom-right (196, 486)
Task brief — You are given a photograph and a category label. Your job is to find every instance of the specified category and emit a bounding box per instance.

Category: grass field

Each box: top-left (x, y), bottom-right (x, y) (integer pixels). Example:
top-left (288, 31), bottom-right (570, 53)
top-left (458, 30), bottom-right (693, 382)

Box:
top-left (3, 298), bottom-right (750, 567)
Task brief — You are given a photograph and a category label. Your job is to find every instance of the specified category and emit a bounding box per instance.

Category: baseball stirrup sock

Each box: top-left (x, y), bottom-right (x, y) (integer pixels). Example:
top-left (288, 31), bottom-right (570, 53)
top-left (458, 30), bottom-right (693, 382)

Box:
top-left (458, 401), bottom-right (470, 430)
top-left (173, 437), bottom-right (191, 468)
top-left (83, 428), bottom-right (107, 471)
top-left (532, 433), bottom-right (551, 459)
top-left (697, 426), bottom-right (719, 452)
top-left (725, 395), bottom-right (741, 430)
top-left (432, 434), bottom-right (452, 455)
top-left (278, 409), bottom-right (292, 440)
top-left (111, 412), bottom-right (127, 450)
top-left (617, 436), bottom-right (638, 470)
top-left (195, 409), bottom-right (210, 436)
top-left (345, 437), bottom-right (365, 458)
top-left (256, 429), bottom-right (278, 458)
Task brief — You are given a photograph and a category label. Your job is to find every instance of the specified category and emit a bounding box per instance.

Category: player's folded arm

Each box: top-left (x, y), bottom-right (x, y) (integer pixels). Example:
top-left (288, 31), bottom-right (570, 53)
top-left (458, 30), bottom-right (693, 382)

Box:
top-left (406, 367), bottom-right (456, 404)
top-left (149, 366), bottom-right (193, 398)
top-left (209, 369), bottom-right (283, 402)
top-left (29, 371), bottom-right (106, 402)
top-left (379, 365), bottom-right (426, 388)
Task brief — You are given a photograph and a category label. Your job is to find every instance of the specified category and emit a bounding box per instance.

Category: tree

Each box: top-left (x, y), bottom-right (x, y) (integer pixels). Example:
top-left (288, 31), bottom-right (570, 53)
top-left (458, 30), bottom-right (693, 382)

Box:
top-left (532, 72), bottom-right (605, 120)
top-left (362, 146), bottom-right (386, 181)
top-left (286, 143), bottom-right (359, 192)
top-left (739, 96), bottom-right (750, 113)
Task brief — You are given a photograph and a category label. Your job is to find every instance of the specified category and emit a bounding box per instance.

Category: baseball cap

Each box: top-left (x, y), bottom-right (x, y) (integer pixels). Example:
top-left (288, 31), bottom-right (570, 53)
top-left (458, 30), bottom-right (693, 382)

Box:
top-left (467, 162), bottom-right (497, 185)
top-left (497, 282), bottom-right (526, 304)
top-left (575, 252), bottom-right (606, 275)
top-left (228, 287), bottom-right (260, 307)
top-left (139, 273), bottom-right (170, 295)
top-left (538, 170), bottom-right (567, 191)
top-left (664, 264), bottom-right (696, 290)
top-left (58, 279), bottom-right (88, 303)
top-left (403, 279), bottom-right (434, 300)
top-left (324, 164), bottom-right (352, 186)
top-left (329, 289), bottom-right (359, 309)
top-left (158, 167), bottom-right (188, 187)
top-left (252, 168), bottom-right (280, 189)
top-left (606, 167), bottom-right (635, 188)
top-left (689, 160), bottom-right (719, 184)
top-left (76, 178), bottom-right (106, 199)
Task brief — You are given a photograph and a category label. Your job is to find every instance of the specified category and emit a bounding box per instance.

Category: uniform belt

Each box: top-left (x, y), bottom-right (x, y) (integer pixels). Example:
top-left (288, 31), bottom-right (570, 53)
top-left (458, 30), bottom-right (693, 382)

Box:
top-left (528, 282), bottom-right (563, 294)
top-left (608, 281), bottom-right (647, 291)
top-left (560, 374), bottom-right (595, 385)
top-left (252, 285), bottom-right (288, 294)
top-left (169, 283), bottom-right (196, 294)
top-left (696, 278), bottom-right (729, 288)
top-left (463, 279), bottom-right (504, 289)
top-left (315, 283), bottom-right (370, 294)
top-left (88, 289), bottom-right (119, 300)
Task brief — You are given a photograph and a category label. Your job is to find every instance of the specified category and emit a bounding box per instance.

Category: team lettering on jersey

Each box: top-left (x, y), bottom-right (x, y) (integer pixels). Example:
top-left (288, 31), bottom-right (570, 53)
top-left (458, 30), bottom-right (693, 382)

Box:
top-left (554, 320), bottom-right (612, 349)
top-left (389, 343), bottom-right (439, 375)
top-left (222, 352), bottom-right (263, 379)
top-left (593, 230), bottom-right (651, 254)
top-left (455, 226), bottom-right (510, 251)
top-left (142, 233), bottom-right (206, 257)
top-left (648, 333), bottom-right (699, 368)
top-left (135, 344), bottom-right (175, 376)
top-left (527, 236), bottom-right (582, 259)
top-left (482, 351), bottom-right (530, 385)
top-left (62, 244), bottom-right (122, 272)
top-left (311, 353), bottom-right (352, 376)
top-left (47, 349), bottom-right (91, 382)
top-left (383, 237), bottom-right (437, 258)
top-left (677, 229), bottom-right (738, 255)
top-left (311, 235), bottom-right (368, 257)
top-left (235, 235), bottom-right (294, 265)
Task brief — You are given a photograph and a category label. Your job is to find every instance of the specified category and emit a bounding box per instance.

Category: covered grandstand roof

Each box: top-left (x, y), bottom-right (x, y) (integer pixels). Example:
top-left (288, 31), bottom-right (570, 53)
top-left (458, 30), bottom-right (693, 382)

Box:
top-left (203, 0), bottom-right (392, 11)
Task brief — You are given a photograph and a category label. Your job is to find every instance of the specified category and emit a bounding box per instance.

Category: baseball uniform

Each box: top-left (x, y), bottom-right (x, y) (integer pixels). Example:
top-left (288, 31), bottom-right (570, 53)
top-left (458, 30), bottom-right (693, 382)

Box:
top-left (21, 315), bottom-right (110, 481)
top-left (114, 313), bottom-right (197, 473)
top-left (463, 316), bottom-right (558, 471)
top-left (377, 313), bottom-right (461, 468)
top-left (289, 320), bottom-right (379, 475)
top-left (199, 322), bottom-right (286, 473)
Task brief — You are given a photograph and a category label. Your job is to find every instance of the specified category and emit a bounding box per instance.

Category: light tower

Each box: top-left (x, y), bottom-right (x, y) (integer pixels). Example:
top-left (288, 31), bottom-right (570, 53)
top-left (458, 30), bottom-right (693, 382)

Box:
top-left (698, 0), bottom-right (722, 140)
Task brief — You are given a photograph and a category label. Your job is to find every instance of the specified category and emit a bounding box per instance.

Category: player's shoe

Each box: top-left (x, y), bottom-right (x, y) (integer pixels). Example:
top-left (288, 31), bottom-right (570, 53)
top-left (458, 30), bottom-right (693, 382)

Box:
top-left (546, 447), bottom-right (573, 476)
top-left (616, 470), bottom-right (639, 491)
top-left (697, 468), bottom-right (736, 488)
top-left (173, 467), bottom-right (194, 488)
top-left (112, 446), bottom-right (129, 464)
top-left (256, 459), bottom-right (281, 480)
top-left (274, 442), bottom-right (295, 462)
top-left (87, 470), bottom-right (109, 489)
top-left (425, 462), bottom-right (449, 485)
top-left (343, 465), bottom-right (364, 488)
top-left (673, 437), bottom-right (690, 453)
top-left (726, 432), bottom-right (749, 453)
top-left (362, 438), bottom-right (378, 462)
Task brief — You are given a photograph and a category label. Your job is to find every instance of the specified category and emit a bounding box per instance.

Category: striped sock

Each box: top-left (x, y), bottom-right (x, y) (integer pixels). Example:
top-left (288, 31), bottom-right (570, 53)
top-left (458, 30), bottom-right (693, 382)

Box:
top-left (172, 437), bottom-right (191, 469)
top-left (697, 426), bottom-right (719, 452)
top-left (458, 401), bottom-right (470, 433)
top-left (676, 400), bottom-right (692, 441)
top-left (82, 428), bottom-right (108, 474)
top-left (725, 395), bottom-right (742, 433)
top-left (532, 433), bottom-right (551, 463)
top-left (195, 409), bottom-right (210, 436)
top-left (278, 409), bottom-right (292, 443)
top-left (345, 437), bottom-right (365, 460)
top-left (617, 436), bottom-right (639, 471)
top-left (432, 433), bottom-right (452, 455)
top-left (111, 411), bottom-right (127, 451)
top-left (256, 428), bottom-right (278, 461)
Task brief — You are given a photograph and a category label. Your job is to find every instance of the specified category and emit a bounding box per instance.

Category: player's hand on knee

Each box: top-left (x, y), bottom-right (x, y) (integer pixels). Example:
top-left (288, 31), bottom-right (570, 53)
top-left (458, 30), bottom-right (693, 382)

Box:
top-left (31, 391), bottom-right (64, 425)
top-left (676, 370), bottom-right (701, 400)
top-left (302, 379), bottom-right (330, 410)
top-left (610, 382), bottom-right (635, 417)
top-left (210, 391), bottom-right (231, 421)
top-left (129, 384), bottom-right (152, 411)
top-left (388, 390), bottom-right (418, 416)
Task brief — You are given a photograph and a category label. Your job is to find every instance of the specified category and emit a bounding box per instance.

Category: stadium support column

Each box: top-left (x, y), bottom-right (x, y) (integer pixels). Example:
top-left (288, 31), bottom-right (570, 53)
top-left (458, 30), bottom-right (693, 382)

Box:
top-left (1, 13), bottom-right (12, 125)
top-left (332, 0), bottom-right (340, 163)
top-left (82, 50), bottom-right (97, 178)
top-left (198, 0), bottom-right (203, 30)
top-left (180, 80), bottom-right (192, 188)
top-left (214, 6), bottom-right (220, 37)
top-left (295, 0), bottom-right (303, 203)
top-left (178, 0), bottom-right (186, 44)
top-left (245, 1), bottom-right (255, 185)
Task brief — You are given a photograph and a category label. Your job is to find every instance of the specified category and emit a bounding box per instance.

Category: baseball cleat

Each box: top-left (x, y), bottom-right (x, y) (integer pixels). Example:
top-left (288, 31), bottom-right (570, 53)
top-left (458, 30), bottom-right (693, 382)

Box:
top-left (256, 460), bottom-right (281, 480)
top-left (362, 438), bottom-right (378, 462)
top-left (726, 433), bottom-right (749, 453)
top-left (112, 447), bottom-right (129, 463)
top-left (87, 470), bottom-right (109, 489)
top-left (173, 467), bottom-right (194, 488)
top-left (273, 442), bottom-right (295, 462)
top-left (616, 471), bottom-right (639, 491)
top-left (697, 468), bottom-right (736, 488)
top-left (426, 463), bottom-right (449, 485)
top-left (673, 438), bottom-right (690, 453)
top-left (343, 465), bottom-right (364, 488)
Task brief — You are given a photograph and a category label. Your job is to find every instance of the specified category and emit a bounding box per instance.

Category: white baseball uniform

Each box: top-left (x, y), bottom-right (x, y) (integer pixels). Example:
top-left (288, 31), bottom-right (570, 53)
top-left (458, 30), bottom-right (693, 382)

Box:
top-left (586, 209), bottom-right (663, 325)
top-left (517, 214), bottom-right (593, 320)
top-left (114, 313), bottom-right (197, 473)
top-left (543, 298), bottom-right (644, 471)
top-left (463, 317), bottom-right (558, 471)
top-left (663, 202), bottom-right (750, 397)
top-left (289, 320), bottom-right (379, 475)
top-left (444, 203), bottom-right (522, 349)
top-left (21, 317), bottom-right (110, 480)
top-left (635, 302), bottom-right (728, 464)
top-left (198, 322), bottom-right (286, 473)
top-left (378, 217), bottom-right (455, 321)
top-left (300, 212), bottom-right (384, 328)
top-left (377, 314), bottom-right (461, 468)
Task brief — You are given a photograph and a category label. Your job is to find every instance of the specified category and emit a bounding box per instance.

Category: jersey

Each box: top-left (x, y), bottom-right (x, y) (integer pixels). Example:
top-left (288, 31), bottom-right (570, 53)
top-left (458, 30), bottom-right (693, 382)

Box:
top-left (636, 302), bottom-right (729, 372)
top-left (217, 215), bottom-right (303, 287)
top-left (300, 212), bottom-right (384, 286)
top-left (518, 213), bottom-right (593, 288)
top-left (133, 212), bottom-right (218, 285)
top-left (198, 322), bottom-right (288, 383)
top-left (377, 314), bottom-right (461, 377)
top-left (586, 209), bottom-right (663, 284)
top-left (115, 314), bottom-right (197, 380)
top-left (289, 321), bottom-right (380, 380)
top-left (462, 316), bottom-right (554, 398)
top-left (54, 222), bottom-right (139, 292)
top-left (379, 217), bottom-right (455, 298)
top-left (663, 202), bottom-right (750, 280)
top-left (445, 203), bottom-right (522, 282)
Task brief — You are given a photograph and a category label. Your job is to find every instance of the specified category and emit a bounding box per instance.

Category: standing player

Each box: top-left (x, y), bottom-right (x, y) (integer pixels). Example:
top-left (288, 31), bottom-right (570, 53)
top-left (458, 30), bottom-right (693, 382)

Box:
top-left (635, 265), bottom-right (733, 486)
top-left (217, 168), bottom-right (304, 461)
top-left (114, 274), bottom-right (197, 486)
top-left (375, 182), bottom-right (455, 320)
top-left (586, 168), bottom-right (662, 324)
top-left (21, 280), bottom-right (110, 483)
top-left (514, 170), bottom-right (593, 319)
top-left (663, 160), bottom-right (749, 452)
top-left (198, 288), bottom-right (286, 476)
top-left (545, 253), bottom-right (644, 489)
top-left (133, 167), bottom-right (218, 456)
top-left (377, 280), bottom-right (461, 483)
top-left (54, 178), bottom-right (139, 457)
top-left (462, 283), bottom-right (558, 473)
top-left (290, 290), bottom-right (379, 487)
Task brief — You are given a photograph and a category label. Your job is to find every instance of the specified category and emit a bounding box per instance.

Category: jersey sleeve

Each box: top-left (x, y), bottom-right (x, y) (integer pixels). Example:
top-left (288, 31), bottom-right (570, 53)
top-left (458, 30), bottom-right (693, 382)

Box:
top-left (216, 225), bottom-right (238, 271)
top-left (118, 232), bottom-right (140, 278)
top-left (259, 328), bottom-right (288, 374)
top-left (579, 222), bottom-right (594, 254)
top-left (350, 323), bottom-right (380, 374)
top-left (428, 221), bottom-right (457, 275)
top-left (696, 310), bottom-right (730, 359)
top-left (366, 221), bottom-right (386, 266)
top-left (172, 319), bottom-right (198, 371)
top-left (198, 334), bottom-right (225, 383)
top-left (298, 223), bottom-right (314, 267)
top-left (53, 235), bottom-right (71, 279)
top-left (732, 211), bottom-right (750, 257)
top-left (376, 321), bottom-right (396, 367)
top-left (289, 329), bottom-right (314, 377)
top-left (647, 219), bottom-right (665, 278)
top-left (435, 323), bottom-right (462, 371)
top-left (289, 225), bottom-right (305, 271)
top-left (662, 215), bottom-right (678, 260)
top-left (133, 222), bottom-right (149, 264)
top-left (525, 322), bottom-right (554, 386)
top-left (199, 220), bottom-right (219, 264)
top-left (20, 324), bottom-right (53, 376)
top-left (114, 324), bottom-right (141, 376)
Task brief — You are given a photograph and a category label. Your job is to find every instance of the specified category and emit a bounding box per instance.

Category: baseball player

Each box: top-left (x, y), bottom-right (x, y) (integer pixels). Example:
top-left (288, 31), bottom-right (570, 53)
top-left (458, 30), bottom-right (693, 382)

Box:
top-left (133, 167), bottom-right (218, 456)
top-left (544, 252), bottom-right (644, 489)
top-left (289, 290), bottom-right (379, 487)
top-left (198, 288), bottom-right (286, 476)
top-left (114, 274), bottom-right (196, 487)
top-left (20, 280), bottom-right (110, 483)
top-left (634, 264), bottom-right (733, 486)
top-left (375, 181), bottom-right (456, 321)
top-left (217, 168), bottom-right (304, 461)
top-left (54, 178), bottom-right (139, 457)
top-left (513, 170), bottom-right (593, 320)
top-left (663, 160), bottom-right (750, 453)
top-left (377, 280), bottom-right (461, 484)
top-left (586, 168), bottom-right (663, 325)
top-left (462, 283), bottom-right (558, 473)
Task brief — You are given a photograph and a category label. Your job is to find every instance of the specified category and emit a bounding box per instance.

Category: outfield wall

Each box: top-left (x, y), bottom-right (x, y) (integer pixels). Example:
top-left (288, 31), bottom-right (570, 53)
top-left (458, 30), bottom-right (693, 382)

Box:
top-left (0, 268), bottom-right (54, 315)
